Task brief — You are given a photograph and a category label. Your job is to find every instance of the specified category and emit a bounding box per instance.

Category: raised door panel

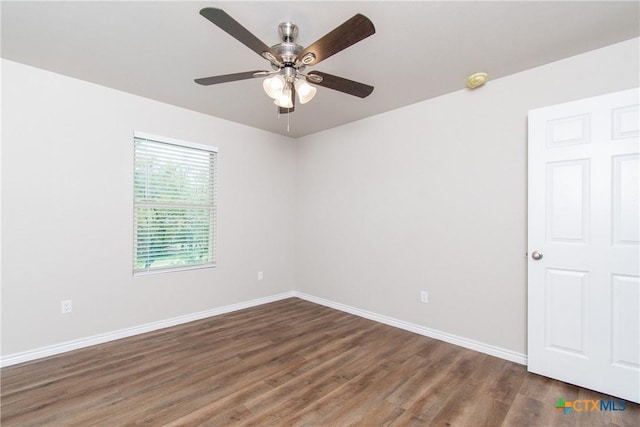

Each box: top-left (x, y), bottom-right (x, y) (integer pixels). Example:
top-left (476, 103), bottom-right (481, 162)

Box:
top-left (545, 269), bottom-right (589, 356)
top-left (545, 160), bottom-right (590, 243)
top-left (611, 275), bottom-right (640, 370)
top-left (612, 154), bottom-right (639, 245)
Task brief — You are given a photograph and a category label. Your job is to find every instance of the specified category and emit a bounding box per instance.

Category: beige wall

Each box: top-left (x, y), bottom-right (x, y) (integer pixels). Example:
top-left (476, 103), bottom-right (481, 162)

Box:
top-left (294, 38), bottom-right (639, 355)
top-left (2, 37), bottom-right (638, 359)
top-left (1, 60), bottom-right (297, 355)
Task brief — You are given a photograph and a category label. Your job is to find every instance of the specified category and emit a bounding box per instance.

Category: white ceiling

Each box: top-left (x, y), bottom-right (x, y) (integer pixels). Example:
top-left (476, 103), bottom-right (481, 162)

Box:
top-left (2, 1), bottom-right (639, 138)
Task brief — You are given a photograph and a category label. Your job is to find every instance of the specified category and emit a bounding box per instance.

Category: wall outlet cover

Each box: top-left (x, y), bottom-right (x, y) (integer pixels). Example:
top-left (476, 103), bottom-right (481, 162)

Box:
top-left (420, 291), bottom-right (428, 303)
top-left (61, 300), bottom-right (72, 314)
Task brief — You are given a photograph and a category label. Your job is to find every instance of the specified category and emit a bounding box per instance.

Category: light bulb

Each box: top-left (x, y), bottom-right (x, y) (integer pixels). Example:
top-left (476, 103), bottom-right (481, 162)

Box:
top-left (295, 79), bottom-right (317, 104)
top-left (263, 75), bottom-right (285, 99)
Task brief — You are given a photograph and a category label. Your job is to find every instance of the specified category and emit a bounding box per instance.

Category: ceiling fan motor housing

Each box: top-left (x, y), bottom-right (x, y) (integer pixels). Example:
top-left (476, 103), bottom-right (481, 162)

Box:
top-left (273, 42), bottom-right (303, 62)
top-left (273, 22), bottom-right (306, 72)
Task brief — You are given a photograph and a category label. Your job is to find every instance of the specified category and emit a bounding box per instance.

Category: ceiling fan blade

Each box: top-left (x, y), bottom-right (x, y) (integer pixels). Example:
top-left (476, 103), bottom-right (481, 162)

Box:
top-left (194, 70), bottom-right (266, 86)
top-left (298, 14), bottom-right (375, 66)
top-left (200, 8), bottom-right (278, 61)
top-left (307, 72), bottom-right (374, 98)
top-left (279, 85), bottom-right (296, 114)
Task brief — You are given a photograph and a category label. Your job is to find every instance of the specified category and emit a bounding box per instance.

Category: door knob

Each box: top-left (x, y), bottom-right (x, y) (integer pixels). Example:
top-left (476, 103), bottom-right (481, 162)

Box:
top-left (531, 251), bottom-right (543, 260)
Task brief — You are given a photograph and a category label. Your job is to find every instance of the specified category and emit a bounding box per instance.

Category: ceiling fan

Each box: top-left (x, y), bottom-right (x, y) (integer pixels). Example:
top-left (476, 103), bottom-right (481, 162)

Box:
top-left (195, 8), bottom-right (375, 114)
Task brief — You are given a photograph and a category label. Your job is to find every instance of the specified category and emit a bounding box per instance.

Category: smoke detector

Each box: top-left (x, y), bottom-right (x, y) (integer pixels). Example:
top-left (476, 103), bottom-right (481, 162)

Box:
top-left (466, 72), bottom-right (488, 89)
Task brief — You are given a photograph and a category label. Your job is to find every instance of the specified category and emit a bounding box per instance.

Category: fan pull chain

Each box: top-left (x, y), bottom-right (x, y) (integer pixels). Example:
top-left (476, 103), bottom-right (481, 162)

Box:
top-left (275, 106), bottom-right (291, 133)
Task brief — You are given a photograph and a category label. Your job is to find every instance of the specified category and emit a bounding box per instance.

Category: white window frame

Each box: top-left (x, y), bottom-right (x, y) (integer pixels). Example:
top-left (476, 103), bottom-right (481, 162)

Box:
top-left (133, 131), bottom-right (218, 276)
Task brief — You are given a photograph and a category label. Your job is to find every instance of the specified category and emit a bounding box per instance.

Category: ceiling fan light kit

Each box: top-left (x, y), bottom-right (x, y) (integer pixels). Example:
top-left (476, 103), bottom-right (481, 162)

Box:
top-left (195, 7), bottom-right (375, 117)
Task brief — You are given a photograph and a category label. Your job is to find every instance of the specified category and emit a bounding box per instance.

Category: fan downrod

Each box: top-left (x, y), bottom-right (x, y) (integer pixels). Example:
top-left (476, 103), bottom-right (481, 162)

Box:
top-left (278, 22), bottom-right (298, 42)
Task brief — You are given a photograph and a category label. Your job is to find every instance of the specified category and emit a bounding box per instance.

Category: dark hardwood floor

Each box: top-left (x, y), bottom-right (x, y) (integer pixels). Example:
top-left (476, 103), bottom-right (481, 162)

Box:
top-left (1, 298), bottom-right (638, 426)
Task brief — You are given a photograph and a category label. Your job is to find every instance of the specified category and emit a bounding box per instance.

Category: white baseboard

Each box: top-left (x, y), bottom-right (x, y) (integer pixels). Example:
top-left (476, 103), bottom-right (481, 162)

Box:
top-left (0, 291), bottom-right (295, 368)
top-left (1, 290), bottom-right (526, 368)
top-left (293, 292), bottom-right (528, 365)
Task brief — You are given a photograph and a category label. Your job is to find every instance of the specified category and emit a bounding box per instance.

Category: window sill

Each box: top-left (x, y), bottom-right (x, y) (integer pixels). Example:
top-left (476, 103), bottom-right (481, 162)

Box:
top-left (133, 262), bottom-right (217, 277)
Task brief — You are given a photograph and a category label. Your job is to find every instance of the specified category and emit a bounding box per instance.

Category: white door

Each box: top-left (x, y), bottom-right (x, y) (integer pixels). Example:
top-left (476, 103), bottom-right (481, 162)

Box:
top-left (528, 88), bottom-right (640, 403)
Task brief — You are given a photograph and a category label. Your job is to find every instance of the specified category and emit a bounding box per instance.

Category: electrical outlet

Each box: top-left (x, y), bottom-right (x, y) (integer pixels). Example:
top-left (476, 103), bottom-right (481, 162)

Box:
top-left (420, 291), bottom-right (428, 303)
top-left (61, 300), bottom-right (72, 314)
top-left (258, 271), bottom-right (263, 281)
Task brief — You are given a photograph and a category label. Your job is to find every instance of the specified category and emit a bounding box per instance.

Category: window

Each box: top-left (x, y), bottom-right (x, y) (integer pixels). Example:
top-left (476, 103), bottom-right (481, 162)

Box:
top-left (133, 132), bottom-right (217, 274)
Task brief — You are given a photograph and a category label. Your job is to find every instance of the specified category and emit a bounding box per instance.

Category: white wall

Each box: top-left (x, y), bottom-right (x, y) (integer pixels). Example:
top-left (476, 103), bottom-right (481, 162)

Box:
top-left (1, 60), bottom-right (296, 356)
top-left (294, 38), bottom-right (640, 355)
top-left (2, 38), bottom-right (638, 361)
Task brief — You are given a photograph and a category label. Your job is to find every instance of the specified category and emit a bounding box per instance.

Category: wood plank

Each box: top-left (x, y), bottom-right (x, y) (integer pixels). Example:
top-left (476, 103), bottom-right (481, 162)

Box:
top-left (2, 298), bottom-right (639, 426)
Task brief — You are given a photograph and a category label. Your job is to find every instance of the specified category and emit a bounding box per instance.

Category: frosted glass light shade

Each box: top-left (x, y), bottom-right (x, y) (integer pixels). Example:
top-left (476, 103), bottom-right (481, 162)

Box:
top-left (274, 85), bottom-right (293, 108)
top-left (263, 75), bottom-right (285, 99)
top-left (295, 79), bottom-right (317, 104)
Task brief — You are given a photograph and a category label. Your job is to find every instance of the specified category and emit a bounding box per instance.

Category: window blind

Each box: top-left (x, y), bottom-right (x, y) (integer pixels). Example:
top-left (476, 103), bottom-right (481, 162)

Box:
top-left (134, 134), bottom-right (217, 274)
